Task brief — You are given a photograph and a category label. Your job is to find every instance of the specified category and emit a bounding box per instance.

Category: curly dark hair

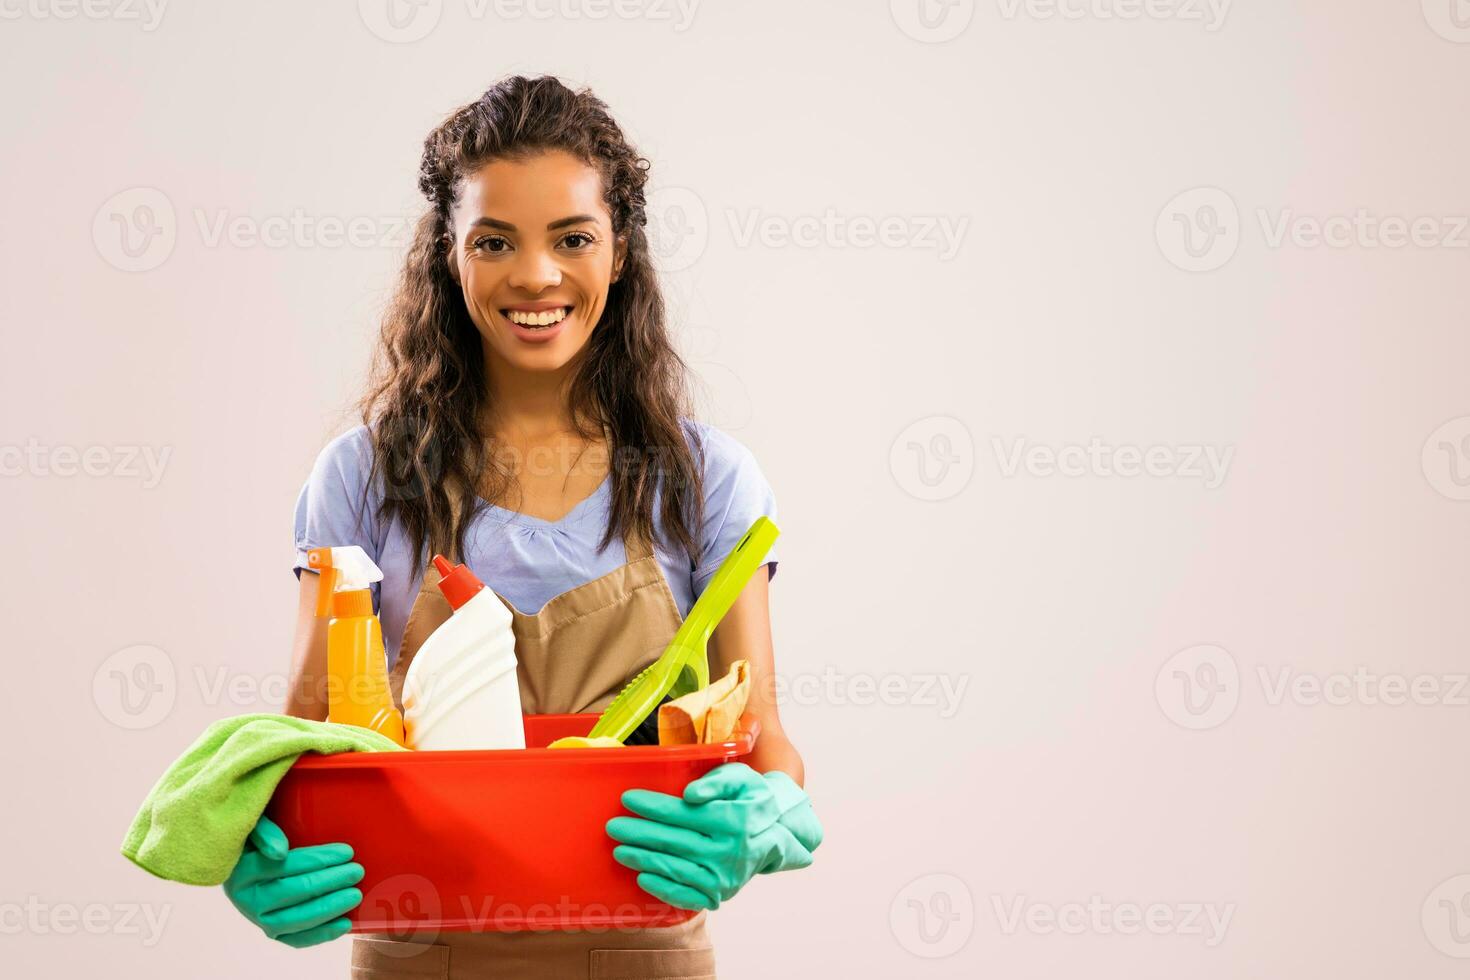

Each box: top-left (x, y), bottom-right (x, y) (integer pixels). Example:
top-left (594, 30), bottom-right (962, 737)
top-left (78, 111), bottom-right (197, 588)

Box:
top-left (359, 74), bottom-right (703, 566)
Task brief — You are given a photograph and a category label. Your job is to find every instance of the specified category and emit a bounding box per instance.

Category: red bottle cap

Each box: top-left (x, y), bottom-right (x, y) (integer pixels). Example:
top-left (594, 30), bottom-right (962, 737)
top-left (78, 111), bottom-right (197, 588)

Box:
top-left (431, 554), bottom-right (485, 610)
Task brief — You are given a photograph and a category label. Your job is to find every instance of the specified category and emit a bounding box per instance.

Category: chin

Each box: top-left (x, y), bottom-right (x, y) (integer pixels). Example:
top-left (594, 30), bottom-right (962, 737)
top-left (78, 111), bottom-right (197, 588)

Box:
top-left (486, 336), bottom-right (587, 374)
top-left (512, 351), bottom-right (578, 373)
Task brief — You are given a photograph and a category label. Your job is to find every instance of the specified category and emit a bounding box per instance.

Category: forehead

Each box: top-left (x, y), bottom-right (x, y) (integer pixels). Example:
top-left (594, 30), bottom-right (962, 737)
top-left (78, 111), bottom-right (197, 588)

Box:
top-left (455, 149), bottom-right (609, 225)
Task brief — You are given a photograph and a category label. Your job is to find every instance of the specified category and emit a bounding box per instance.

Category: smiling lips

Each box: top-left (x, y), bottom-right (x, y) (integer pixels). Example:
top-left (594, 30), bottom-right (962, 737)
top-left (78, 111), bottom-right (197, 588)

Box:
top-left (497, 304), bottom-right (574, 343)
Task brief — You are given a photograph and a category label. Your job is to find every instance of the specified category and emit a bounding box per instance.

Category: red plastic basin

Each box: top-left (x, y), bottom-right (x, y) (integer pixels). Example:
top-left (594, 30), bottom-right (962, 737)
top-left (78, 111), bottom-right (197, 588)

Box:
top-left (266, 712), bottom-right (759, 933)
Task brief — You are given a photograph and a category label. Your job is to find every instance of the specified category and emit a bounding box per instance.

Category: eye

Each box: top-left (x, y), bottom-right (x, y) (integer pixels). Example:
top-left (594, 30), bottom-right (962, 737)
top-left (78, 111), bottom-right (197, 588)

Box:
top-left (561, 231), bottom-right (595, 249)
top-left (473, 235), bottom-right (511, 253)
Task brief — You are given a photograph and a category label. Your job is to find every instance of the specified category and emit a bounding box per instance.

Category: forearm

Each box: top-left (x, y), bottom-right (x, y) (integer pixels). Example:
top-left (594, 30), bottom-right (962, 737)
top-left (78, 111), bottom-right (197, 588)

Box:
top-left (284, 668), bottom-right (328, 721)
top-left (708, 566), bottom-right (806, 785)
top-left (746, 727), bottom-right (805, 787)
top-left (285, 573), bottom-right (329, 721)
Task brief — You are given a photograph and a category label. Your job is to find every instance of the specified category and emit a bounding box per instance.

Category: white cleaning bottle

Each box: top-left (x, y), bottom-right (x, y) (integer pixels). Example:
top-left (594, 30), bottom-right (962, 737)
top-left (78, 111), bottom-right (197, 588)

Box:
top-left (402, 555), bottom-right (526, 751)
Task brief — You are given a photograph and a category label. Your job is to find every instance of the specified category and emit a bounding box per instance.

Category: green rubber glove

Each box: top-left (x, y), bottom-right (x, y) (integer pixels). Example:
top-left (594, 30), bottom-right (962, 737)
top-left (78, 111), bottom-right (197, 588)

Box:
top-left (222, 815), bottom-right (364, 948)
top-left (606, 763), bottom-right (823, 911)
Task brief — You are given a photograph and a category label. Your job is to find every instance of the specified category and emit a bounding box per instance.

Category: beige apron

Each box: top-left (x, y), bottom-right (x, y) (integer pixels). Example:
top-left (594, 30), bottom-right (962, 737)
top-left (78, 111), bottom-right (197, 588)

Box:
top-left (354, 529), bottom-right (716, 980)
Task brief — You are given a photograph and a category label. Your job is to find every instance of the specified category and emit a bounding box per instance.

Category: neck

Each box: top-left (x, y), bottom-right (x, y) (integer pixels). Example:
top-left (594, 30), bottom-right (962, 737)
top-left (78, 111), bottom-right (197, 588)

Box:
top-left (481, 347), bottom-right (581, 441)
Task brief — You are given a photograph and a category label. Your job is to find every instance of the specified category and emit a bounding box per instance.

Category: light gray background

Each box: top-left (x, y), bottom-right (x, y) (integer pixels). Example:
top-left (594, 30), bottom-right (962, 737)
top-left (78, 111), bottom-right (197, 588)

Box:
top-left (3, 1), bottom-right (1469, 977)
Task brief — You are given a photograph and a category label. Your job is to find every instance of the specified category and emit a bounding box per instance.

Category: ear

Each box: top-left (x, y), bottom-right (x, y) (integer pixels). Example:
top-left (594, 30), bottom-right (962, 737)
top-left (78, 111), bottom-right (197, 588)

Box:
top-left (610, 234), bottom-right (628, 284)
top-left (440, 233), bottom-right (460, 286)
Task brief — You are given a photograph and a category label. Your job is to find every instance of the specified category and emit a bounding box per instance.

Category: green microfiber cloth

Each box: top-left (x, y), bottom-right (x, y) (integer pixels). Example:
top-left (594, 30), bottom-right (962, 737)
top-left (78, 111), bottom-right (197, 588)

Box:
top-left (121, 712), bottom-right (406, 886)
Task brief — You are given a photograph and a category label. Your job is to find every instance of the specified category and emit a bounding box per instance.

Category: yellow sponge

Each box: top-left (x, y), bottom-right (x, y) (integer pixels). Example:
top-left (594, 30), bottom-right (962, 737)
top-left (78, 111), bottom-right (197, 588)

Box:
top-left (547, 735), bottom-right (626, 749)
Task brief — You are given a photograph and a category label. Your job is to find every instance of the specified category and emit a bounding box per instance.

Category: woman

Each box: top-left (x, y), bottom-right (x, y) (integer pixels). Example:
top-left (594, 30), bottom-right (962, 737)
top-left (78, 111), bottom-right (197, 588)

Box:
top-left (221, 75), bottom-right (822, 978)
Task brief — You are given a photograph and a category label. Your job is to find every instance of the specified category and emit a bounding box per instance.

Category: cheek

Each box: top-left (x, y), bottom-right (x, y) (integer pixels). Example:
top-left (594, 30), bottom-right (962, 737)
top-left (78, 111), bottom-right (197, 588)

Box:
top-left (460, 265), bottom-right (501, 312)
top-left (583, 265), bottom-right (615, 307)
top-left (459, 260), bottom-right (482, 292)
top-left (457, 268), bottom-right (502, 335)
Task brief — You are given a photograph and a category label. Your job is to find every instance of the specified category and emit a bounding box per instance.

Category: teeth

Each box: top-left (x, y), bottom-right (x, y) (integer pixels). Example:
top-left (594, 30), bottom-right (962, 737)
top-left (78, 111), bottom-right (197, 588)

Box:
top-left (506, 307), bottom-right (570, 326)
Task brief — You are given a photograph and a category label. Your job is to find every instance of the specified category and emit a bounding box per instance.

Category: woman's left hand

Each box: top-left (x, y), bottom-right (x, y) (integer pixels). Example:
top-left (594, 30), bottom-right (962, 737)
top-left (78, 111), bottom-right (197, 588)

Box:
top-left (606, 762), bottom-right (823, 911)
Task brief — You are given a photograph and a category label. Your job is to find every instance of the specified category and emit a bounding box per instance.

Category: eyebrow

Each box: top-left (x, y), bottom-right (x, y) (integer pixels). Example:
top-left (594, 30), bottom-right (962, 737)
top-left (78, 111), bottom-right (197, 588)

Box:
top-left (467, 214), bottom-right (598, 232)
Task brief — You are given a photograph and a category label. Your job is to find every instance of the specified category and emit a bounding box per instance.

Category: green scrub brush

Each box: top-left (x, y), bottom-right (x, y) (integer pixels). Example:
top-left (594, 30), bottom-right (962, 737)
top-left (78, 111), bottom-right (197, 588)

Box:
top-left (588, 516), bottom-right (780, 743)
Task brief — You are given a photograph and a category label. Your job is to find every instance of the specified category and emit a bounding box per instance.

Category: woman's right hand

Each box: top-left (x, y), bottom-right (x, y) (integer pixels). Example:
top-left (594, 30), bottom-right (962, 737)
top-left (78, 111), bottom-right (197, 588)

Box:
top-left (222, 815), bottom-right (364, 947)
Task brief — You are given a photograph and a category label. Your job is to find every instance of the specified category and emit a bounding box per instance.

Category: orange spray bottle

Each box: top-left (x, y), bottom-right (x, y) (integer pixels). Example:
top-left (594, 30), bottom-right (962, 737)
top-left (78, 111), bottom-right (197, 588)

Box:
top-left (307, 545), bottom-right (407, 747)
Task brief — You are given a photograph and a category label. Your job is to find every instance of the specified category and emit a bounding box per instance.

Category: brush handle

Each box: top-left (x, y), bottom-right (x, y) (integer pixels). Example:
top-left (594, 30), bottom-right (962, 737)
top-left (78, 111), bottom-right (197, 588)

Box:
top-left (677, 517), bottom-right (781, 648)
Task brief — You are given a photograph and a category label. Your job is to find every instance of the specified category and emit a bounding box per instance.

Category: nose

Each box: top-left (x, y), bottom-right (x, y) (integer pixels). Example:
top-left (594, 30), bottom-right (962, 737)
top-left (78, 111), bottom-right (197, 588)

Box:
top-left (506, 244), bottom-right (562, 294)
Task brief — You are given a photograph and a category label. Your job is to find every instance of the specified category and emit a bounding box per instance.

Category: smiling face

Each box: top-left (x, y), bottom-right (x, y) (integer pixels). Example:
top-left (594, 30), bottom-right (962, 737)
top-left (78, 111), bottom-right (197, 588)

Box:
top-left (444, 149), bottom-right (627, 377)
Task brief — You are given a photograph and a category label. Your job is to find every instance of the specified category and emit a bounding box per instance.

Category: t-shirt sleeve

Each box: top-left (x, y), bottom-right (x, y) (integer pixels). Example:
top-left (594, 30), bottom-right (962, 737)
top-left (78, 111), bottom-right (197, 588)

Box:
top-left (292, 426), bottom-right (382, 578)
top-left (688, 422), bottom-right (780, 597)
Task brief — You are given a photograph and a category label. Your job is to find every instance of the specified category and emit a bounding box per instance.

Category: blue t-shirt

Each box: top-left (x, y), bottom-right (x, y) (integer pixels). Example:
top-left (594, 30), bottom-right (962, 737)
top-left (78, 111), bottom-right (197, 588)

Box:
top-left (293, 419), bottom-right (778, 670)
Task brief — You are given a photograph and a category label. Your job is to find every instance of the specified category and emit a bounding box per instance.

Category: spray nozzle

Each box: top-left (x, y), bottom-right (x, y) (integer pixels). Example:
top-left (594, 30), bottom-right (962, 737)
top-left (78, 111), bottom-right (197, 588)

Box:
top-left (307, 546), bottom-right (384, 618)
